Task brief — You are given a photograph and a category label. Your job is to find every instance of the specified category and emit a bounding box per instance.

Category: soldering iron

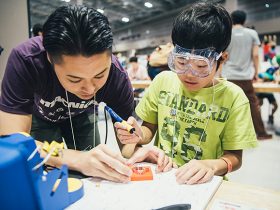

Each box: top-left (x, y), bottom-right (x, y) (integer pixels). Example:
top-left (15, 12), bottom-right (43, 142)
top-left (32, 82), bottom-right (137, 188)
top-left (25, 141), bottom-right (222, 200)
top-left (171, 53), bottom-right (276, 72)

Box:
top-left (100, 102), bottom-right (136, 134)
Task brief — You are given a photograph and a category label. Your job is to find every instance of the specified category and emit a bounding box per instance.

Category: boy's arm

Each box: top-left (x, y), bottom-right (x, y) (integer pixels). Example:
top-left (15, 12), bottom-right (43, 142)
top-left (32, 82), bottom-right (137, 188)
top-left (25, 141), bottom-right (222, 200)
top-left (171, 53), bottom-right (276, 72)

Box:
top-left (114, 118), bottom-right (157, 158)
top-left (175, 150), bottom-right (242, 184)
top-left (139, 121), bottom-right (158, 144)
top-left (115, 119), bottom-right (157, 146)
top-left (202, 150), bottom-right (242, 176)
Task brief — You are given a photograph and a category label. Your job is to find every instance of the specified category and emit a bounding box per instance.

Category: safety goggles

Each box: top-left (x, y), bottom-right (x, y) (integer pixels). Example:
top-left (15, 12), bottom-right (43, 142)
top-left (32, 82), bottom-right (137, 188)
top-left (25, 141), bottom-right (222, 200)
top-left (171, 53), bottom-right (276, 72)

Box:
top-left (168, 45), bottom-right (222, 78)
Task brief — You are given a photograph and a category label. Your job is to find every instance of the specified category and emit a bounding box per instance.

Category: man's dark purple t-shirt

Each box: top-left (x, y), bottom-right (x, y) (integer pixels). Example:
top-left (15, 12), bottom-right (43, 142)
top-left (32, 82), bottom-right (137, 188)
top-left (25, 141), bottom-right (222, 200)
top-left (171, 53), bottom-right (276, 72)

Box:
top-left (0, 36), bottom-right (134, 123)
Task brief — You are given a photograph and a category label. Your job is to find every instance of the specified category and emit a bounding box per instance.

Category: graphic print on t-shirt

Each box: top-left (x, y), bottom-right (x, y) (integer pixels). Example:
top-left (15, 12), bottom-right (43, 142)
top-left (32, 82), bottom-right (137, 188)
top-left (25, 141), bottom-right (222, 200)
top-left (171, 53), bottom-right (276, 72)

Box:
top-left (158, 90), bottom-right (229, 166)
top-left (37, 96), bottom-right (96, 122)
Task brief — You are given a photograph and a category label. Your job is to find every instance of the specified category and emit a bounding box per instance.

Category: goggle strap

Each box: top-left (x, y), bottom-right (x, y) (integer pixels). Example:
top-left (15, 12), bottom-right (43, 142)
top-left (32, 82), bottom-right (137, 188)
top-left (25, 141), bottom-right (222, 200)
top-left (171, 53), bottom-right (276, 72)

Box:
top-left (216, 52), bottom-right (223, 60)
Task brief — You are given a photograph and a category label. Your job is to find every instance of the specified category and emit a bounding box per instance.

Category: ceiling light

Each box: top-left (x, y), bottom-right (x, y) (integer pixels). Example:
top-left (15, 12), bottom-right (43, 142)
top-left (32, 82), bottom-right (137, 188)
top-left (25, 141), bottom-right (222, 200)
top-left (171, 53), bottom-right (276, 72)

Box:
top-left (144, 2), bottom-right (153, 8)
top-left (265, 3), bottom-right (269, 8)
top-left (97, 9), bottom-right (104, 14)
top-left (122, 17), bottom-right (129, 22)
top-left (61, 0), bottom-right (70, 2)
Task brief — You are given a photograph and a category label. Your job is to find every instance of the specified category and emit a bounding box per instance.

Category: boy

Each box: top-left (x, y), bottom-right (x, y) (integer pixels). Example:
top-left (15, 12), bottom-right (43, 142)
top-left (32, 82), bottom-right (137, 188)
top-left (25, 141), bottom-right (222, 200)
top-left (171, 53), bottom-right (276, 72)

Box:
top-left (116, 2), bottom-right (258, 184)
top-left (0, 5), bottom-right (136, 182)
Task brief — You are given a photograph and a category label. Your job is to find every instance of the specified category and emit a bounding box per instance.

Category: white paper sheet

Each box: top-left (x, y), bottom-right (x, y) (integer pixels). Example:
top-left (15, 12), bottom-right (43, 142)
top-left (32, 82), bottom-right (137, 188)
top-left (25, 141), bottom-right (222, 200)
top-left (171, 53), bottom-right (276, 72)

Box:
top-left (67, 164), bottom-right (222, 210)
top-left (210, 199), bottom-right (268, 210)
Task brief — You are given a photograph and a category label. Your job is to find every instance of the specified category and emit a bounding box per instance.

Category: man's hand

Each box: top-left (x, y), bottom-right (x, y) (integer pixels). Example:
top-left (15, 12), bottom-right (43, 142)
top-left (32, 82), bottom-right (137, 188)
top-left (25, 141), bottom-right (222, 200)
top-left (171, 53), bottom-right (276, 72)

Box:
top-left (114, 116), bottom-right (143, 145)
top-left (127, 146), bottom-right (173, 173)
top-left (76, 144), bottom-right (132, 182)
top-left (175, 159), bottom-right (214, 185)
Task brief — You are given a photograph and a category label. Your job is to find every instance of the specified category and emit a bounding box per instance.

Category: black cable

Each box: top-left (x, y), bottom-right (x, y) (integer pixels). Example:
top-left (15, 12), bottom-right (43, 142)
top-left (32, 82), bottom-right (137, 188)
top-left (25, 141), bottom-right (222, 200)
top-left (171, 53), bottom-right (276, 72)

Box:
top-left (104, 106), bottom-right (108, 144)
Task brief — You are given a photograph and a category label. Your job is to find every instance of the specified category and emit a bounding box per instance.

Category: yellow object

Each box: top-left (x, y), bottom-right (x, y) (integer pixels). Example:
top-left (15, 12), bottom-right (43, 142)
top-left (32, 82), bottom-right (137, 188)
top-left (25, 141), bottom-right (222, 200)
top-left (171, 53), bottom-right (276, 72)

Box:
top-left (42, 141), bottom-right (64, 156)
top-left (68, 178), bottom-right (83, 192)
top-left (121, 121), bottom-right (135, 133)
top-left (18, 132), bottom-right (30, 137)
top-left (53, 178), bottom-right (83, 193)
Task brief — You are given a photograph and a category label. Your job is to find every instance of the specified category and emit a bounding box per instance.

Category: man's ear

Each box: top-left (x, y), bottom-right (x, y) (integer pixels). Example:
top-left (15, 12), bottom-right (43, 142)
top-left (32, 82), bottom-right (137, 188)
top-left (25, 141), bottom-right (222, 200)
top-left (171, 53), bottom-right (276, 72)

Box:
top-left (46, 52), bottom-right (51, 63)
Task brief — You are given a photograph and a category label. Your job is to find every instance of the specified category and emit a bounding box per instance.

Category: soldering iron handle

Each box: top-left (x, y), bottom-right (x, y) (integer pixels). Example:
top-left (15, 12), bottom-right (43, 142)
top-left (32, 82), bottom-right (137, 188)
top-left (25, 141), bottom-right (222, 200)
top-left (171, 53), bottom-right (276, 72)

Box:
top-left (121, 121), bottom-right (136, 134)
top-left (105, 105), bottom-right (136, 134)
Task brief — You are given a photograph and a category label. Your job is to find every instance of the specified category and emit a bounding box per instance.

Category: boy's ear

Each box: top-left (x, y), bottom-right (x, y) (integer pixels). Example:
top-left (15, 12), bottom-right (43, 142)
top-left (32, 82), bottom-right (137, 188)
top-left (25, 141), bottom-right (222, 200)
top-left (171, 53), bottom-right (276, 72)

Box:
top-left (219, 52), bottom-right (229, 64)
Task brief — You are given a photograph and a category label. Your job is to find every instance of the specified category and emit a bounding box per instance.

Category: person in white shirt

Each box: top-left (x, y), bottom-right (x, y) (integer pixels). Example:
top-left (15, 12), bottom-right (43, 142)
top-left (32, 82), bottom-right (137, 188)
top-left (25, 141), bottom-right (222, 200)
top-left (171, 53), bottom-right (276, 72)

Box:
top-left (127, 56), bottom-right (150, 97)
top-left (127, 56), bottom-right (150, 81)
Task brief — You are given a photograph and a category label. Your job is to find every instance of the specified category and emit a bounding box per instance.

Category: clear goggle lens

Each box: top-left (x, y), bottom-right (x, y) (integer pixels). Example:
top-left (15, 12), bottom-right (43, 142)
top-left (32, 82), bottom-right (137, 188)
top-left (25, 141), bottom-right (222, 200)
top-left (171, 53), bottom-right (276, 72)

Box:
top-left (168, 45), bottom-right (222, 77)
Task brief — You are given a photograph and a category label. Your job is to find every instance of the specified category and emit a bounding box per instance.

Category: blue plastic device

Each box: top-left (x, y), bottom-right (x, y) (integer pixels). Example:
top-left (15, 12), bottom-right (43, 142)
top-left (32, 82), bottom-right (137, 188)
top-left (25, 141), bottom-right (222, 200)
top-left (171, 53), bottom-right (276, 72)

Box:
top-left (0, 133), bottom-right (84, 210)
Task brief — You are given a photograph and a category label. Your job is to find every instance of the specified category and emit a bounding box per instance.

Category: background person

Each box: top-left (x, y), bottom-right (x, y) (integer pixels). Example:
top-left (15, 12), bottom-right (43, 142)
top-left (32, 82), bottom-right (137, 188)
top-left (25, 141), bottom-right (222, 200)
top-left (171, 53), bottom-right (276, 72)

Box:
top-left (32, 23), bottom-right (43, 36)
top-left (221, 10), bottom-right (272, 140)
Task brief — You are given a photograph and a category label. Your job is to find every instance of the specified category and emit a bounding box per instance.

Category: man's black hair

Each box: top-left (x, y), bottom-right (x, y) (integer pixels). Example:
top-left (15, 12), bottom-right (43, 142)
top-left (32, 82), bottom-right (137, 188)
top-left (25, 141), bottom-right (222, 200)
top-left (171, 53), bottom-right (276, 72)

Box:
top-left (129, 57), bottom-right (138, 63)
top-left (43, 5), bottom-right (113, 63)
top-left (231, 10), bottom-right (246, 25)
top-left (171, 2), bottom-right (232, 53)
top-left (32, 23), bottom-right (43, 36)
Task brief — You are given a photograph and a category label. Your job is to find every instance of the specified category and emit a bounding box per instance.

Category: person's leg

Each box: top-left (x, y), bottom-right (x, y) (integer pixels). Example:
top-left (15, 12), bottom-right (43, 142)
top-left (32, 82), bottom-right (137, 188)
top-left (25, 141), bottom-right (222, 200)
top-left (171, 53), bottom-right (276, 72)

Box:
top-left (256, 93), bottom-right (264, 106)
top-left (61, 112), bottom-right (100, 151)
top-left (229, 80), bottom-right (272, 139)
top-left (30, 115), bottom-right (62, 142)
top-left (268, 94), bottom-right (278, 115)
top-left (268, 94), bottom-right (278, 125)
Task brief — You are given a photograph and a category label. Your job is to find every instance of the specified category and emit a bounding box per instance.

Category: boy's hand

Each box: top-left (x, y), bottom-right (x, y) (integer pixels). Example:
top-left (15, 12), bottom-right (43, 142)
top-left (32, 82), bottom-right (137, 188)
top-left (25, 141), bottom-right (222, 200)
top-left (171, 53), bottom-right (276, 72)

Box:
top-left (77, 144), bottom-right (132, 182)
top-left (114, 116), bottom-right (143, 144)
top-left (127, 146), bottom-right (173, 173)
top-left (175, 159), bottom-right (214, 185)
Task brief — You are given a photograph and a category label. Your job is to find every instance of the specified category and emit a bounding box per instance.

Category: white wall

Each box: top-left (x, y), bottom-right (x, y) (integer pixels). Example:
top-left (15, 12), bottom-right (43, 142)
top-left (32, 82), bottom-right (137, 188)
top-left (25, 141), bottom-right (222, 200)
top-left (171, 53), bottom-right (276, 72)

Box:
top-left (0, 0), bottom-right (29, 83)
top-left (247, 17), bottom-right (280, 34)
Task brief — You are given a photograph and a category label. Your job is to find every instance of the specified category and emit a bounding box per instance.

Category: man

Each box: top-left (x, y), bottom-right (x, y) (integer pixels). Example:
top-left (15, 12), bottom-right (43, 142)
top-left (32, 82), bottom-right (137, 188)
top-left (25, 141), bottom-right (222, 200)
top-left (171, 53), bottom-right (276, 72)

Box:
top-left (222, 10), bottom-right (272, 140)
top-left (0, 5), bottom-right (135, 182)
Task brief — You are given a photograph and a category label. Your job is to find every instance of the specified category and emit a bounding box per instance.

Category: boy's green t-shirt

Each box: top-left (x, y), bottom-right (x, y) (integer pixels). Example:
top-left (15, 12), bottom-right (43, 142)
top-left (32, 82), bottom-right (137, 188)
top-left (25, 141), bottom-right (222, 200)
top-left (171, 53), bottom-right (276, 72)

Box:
top-left (136, 71), bottom-right (257, 166)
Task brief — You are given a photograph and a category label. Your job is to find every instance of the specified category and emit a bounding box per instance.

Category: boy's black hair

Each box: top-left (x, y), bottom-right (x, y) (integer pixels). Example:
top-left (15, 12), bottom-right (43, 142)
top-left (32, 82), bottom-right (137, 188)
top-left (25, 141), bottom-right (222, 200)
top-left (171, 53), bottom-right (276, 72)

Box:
top-left (32, 23), bottom-right (43, 36)
top-left (231, 10), bottom-right (246, 25)
top-left (171, 2), bottom-right (232, 54)
top-left (129, 57), bottom-right (138, 63)
top-left (43, 5), bottom-right (113, 64)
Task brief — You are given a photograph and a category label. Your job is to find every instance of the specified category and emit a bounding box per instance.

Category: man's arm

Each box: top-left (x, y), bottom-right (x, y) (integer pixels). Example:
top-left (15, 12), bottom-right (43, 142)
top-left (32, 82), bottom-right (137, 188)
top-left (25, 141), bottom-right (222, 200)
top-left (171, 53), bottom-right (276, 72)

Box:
top-left (0, 110), bottom-right (32, 135)
top-left (0, 110), bottom-right (132, 182)
top-left (252, 44), bottom-right (260, 81)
